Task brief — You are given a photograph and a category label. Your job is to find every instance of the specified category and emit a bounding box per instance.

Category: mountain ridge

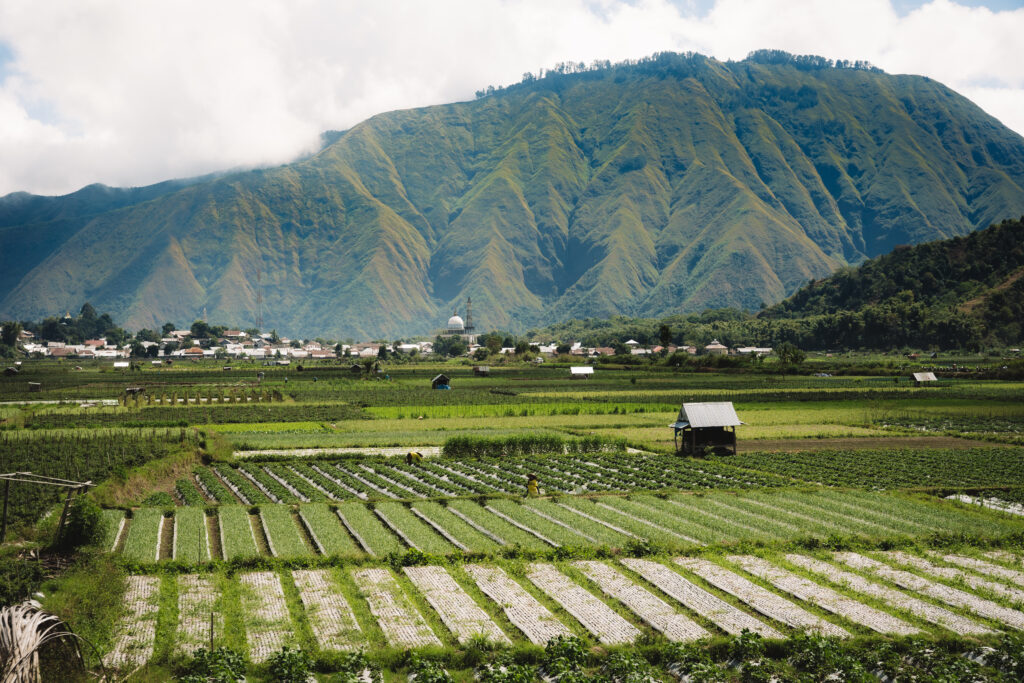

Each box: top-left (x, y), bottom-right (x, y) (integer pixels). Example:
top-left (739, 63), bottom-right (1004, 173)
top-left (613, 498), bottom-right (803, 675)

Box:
top-left (3, 51), bottom-right (1024, 338)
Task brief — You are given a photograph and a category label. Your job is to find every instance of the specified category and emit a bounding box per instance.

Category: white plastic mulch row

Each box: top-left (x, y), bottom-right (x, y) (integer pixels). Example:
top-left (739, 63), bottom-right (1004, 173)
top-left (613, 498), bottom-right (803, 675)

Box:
top-left (310, 464), bottom-right (367, 499)
top-left (574, 561), bottom-right (708, 642)
top-left (882, 552), bottom-right (1024, 604)
top-left (104, 575), bottom-right (160, 668)
top-left (729, 556), bottom-right (919, 635)
top-left (237, 467), bottom-right (282, 503)
top-left (446, 507), bottom-right (508, 545)
top-left (620, 558), bottom-right (782, 638)
top-left (262, 466), bottom-right (309, 502)
top-left (351, 568), bottom-right (441, 648)
top-left (293, 569), bottom-right (362, 651)
top-left (525, 563), bottom-right (641, 645)
top-left (930, 552), bottom-right (1024, 589)
top-left (836, 552), bottom-right (1024, 630)
top-left (403, 565), bottom-right (510, 645)
top-left (946, 494), bottom-right (1024, 516)
top-left (985, 550), bottom-right (1020, 565)
top-left (465, 564), bottom-right (572, 645)
top-left (177, 574), bottom-right (222, 654)
top-left (239, 571), bottom-right (295, 662)
top-left (287, 465), bottom-right (340, 500)
top-left (675, 557), bottom-right (848, 637)
top-left (554, 503), bottom-right (639, 539)
top-left (786, 554), bottom-right (994, 636)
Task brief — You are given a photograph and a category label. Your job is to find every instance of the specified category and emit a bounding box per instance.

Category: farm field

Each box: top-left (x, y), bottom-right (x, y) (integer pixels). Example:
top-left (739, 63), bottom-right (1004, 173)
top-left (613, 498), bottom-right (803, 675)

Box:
top-left (3, 360), bottom-right (1024, 680)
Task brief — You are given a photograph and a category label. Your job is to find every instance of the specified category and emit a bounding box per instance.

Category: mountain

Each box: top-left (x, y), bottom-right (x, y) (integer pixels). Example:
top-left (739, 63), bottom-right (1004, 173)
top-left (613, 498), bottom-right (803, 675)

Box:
top-left (760, 215), bottom-right (1024, 347)
top-left (3, 50), bottom-right (1024, 339)
top-left (529, 217), bottom-right (1024, 351)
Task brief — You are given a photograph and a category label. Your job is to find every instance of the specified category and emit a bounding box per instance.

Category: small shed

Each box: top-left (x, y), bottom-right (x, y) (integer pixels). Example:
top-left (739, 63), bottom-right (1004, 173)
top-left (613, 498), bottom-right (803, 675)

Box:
top-left (670, 401), bottom-right (743, 455)
top-left (28, 382), bottom-right (41, 392)
top-left (3, 367), bottom-right (18, 376)
top-left (432, 373), bottom-right (451, 390)
top-left (912, 372), bottom-right (937, 387)
top-left (349, 363), bottom-right (362, 375)
top-left (124, 386), bottom-right (145, 396)
top-left (569, 366), bottom-right (594, 379)
top-left (473, 366), bottom-right (490, 377)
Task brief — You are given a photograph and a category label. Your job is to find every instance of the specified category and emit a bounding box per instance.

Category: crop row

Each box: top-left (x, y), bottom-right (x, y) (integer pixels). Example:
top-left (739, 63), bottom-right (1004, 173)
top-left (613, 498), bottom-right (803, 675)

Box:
top-left (198, 451), bottom-right (789, 507)
top-left (104, 549), bottom-right (1024, 670)
top-left (724, 446), bottom-right (1024, 488)
top-left (109, 486), bottom-right (1024, 563)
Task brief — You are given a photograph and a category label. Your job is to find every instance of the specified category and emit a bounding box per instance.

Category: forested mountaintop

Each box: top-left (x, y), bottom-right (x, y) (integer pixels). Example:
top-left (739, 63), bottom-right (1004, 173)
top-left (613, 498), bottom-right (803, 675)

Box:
top-left (3, 50), bottom-right (1024, 338)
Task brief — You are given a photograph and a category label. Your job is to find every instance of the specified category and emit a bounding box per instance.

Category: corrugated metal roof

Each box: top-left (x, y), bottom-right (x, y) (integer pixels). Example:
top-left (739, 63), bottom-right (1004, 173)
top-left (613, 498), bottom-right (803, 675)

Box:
top-left (676, 402), bottom-right (743, 428)
top-left (912, 372), bottom-right (937, 382)
top-left (570, 366), bottom-right (594, 374)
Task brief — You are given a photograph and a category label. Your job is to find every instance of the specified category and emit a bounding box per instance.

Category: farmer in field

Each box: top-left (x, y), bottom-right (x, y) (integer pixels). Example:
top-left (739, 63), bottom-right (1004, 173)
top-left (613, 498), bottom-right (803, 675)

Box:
top-left (527, 474), bottom-right (540, 497)
top-left (406, 451), bottom-right (423, 465)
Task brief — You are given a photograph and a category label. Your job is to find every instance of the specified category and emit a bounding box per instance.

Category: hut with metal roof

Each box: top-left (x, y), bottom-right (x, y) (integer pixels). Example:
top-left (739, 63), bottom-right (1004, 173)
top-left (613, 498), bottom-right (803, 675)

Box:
top-left (912, 371), bottom-right (937, 387)
top-left (431, 373), bottom-right (451, 390)
top-left (670, 401), bottom-right (743, 455)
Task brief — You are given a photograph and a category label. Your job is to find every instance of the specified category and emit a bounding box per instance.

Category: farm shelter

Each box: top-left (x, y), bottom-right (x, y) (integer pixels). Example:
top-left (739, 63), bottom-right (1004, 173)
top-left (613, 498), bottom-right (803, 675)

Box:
top-left (913, 372), bottom-right (938, 387)
top-left (670, 402), bottom-right (744, 455)
top-left (432, 373), bottom-right (451, 390)
top-left (570, 366), bottom-right (594, 379)
top-left (473, 366), bottom-right (490, 376)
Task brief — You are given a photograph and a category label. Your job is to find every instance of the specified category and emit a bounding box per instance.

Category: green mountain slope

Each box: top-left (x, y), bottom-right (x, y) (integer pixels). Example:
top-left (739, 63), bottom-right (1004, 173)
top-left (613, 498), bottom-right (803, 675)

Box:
top-left (3, 51), bottom-right (1024, 338)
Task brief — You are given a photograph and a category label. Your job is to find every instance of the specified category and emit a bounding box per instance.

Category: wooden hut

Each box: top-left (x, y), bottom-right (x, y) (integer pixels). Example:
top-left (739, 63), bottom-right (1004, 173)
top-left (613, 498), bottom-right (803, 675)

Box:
top-left (432, 373), bottom-right (451, 390)
top-left (670, 402), bottom-right (743, 455)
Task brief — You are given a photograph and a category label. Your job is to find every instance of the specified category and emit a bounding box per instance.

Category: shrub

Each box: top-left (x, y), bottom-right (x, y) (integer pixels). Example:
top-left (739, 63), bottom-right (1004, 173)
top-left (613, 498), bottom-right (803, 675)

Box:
top-left (61, 495), bottom-right (102, 550)
top-left (0, 557), bottom-right (44, 606)
top-left (179, 646), bottom-right (245, 683)
top-left (266, 645), bottom-right (312, 683)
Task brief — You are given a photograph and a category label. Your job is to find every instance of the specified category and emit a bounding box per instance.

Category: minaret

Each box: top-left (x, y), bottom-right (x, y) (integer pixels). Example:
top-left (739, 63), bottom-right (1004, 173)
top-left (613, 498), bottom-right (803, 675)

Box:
top-left (464, 297), bottom-right (474, 334)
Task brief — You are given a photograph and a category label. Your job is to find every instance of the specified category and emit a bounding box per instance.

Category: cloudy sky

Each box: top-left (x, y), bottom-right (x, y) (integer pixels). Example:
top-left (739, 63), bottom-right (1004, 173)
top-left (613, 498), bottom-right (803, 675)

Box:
top-left (0, 0), bottom-right (1022, 196)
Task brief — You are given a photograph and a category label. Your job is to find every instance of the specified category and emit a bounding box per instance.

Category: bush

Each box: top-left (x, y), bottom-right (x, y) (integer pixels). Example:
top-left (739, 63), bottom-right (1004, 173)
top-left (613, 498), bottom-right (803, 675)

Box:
top-left (61, 495), bottom-right (102, 550)
top-left (0, 557), bottom-right (44, 606)
top-left (266, 645), bottom-right (312, 683)
top-left (179, 646), bottom-right (245, 683)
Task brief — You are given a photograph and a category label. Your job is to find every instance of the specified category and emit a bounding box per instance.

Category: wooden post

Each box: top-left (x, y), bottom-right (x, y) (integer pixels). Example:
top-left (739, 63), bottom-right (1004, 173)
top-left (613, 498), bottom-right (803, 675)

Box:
top-left (0, 478), bottom-right (10, 543)
top-left (210, 611), bottom-right (214, 650)
top-left (54, 488), bottom-right (76, 544)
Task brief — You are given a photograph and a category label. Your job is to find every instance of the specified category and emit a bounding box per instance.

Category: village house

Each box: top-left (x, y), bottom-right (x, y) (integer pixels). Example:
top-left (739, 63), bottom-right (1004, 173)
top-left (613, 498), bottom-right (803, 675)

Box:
top-left (704, 339), bottom-right (728, 355)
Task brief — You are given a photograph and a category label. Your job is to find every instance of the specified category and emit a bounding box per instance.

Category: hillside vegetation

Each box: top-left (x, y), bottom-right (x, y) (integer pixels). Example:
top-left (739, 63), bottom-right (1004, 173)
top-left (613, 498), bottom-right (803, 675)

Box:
top-left (3, 51), bottom-right (1024, 337)
top-left (532, 217), bottom-right (1024, 350)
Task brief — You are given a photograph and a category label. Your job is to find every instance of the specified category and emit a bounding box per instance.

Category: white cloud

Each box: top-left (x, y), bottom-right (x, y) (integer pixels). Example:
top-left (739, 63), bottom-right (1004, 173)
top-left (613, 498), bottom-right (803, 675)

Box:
top-left (0, 0), bottom-right (1021, 196)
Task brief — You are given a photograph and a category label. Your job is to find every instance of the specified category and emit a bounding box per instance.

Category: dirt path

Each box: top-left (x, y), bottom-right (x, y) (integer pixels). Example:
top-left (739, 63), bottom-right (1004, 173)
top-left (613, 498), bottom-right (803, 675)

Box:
top-left (738, 436), bottom-right (1003, 452)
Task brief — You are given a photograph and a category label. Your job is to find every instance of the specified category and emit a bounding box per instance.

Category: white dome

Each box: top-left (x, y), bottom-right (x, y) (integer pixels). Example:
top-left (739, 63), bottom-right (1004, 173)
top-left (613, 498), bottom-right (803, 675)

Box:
top-left (447, 314), bottom-right (465, 331)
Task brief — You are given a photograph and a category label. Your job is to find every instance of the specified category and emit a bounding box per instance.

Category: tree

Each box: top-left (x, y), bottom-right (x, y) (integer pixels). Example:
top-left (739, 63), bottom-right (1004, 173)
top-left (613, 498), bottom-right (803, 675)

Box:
top-left (377, 345), bottom-right (390, 361)
top-left (556, 343), bottom-right (571, 355)
top-left (136, 328), bottom-right (160, 343)
top-left (514, 341), bottom-right (529, 355)
top-left (473, 347), bottom-right (489, 361)
top-left (775, 341), bottom-right (806, 368)
top-left (1, 321), bottom-right (21, 347)
top-left (161, 322), bottom-right (176, 336)
top-left (190, 320), bottom-right (211, 339)
top-left (659, 323), bottom-right (673, 347)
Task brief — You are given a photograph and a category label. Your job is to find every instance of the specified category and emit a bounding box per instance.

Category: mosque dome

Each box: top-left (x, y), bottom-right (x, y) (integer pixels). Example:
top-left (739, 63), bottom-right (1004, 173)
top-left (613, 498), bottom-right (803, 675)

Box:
top-left (447, 314), bottom-right (465, 331)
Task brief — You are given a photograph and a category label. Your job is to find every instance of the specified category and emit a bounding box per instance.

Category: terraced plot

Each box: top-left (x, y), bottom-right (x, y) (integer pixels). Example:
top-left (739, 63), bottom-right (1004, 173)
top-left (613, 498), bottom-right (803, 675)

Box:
top-left (172, 507), bottom-right (210, 563)
top-left (351, 568), bottom-right (440, 647)
top-left (293, 569), bottom-right (362, 651)
top-left (217, 505), bottom-right (260, 560)
top-left (104, 576), bottom-right (160, 669)
top-left (260, 505), bottom-right (313, 558)
top-left (526, 563), bottom-right (641, 644)
top-left (177, 574), bottom-right (222, 654)
top-left (729, 555), bottom-right (920, 635)
top-left (674, 557), bottom-right (849, 637)
top-left (121, 509), bottom-right (164, 563)
top-left (574, 561), bottom-right (708, 641)
top-left (239, 572), bottom-right (295, 662)
top-left (465, 564), bottom-right (572, 645)
top-left (298, 503), bottom-right (358, 555)
top-left (404, 565), bottom-right (509, 644)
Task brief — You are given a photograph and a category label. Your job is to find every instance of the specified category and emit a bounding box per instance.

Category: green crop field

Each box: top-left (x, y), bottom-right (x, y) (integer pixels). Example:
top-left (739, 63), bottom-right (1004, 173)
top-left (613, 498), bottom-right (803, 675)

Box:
top-left (5, 359), bottom-right (1024, 680)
